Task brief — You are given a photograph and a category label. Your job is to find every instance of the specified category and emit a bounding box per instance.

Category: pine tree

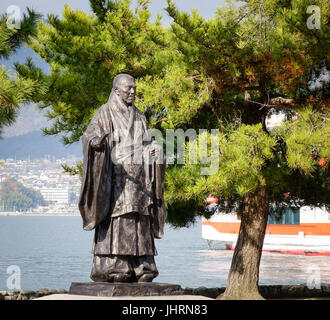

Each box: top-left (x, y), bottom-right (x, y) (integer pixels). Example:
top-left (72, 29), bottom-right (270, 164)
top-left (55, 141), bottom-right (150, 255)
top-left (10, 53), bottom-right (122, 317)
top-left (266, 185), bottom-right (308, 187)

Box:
top-left (0, 8), bottom-right (43, 137)
top-left (159, 0), bottom-right (329, 299)
top-left (15, 0), bottom-right (171, 144)
top-left (15, 0), bottom-right (329, 299)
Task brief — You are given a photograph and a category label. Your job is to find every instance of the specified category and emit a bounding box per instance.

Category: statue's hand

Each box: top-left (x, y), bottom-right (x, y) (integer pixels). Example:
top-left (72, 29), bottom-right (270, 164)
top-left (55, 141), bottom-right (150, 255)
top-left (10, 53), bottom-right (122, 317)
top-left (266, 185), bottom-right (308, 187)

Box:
top-left (150, 146), bottom-right (160, 159)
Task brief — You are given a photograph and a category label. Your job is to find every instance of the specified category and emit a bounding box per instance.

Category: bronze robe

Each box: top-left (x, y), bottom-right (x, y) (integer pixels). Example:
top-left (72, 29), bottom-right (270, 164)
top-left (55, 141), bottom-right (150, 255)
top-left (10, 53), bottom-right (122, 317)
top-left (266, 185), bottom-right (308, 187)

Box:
top-left (78, 90), bottom-right (167, 257)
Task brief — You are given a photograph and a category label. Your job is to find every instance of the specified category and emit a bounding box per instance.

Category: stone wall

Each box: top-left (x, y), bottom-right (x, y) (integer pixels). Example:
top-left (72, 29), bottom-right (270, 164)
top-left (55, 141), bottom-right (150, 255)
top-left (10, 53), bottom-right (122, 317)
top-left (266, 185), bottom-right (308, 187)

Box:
top-left (0, 288), bottom-right (67, 300)
top-left (183, 284), bottom-right (330, 299)
top-left (1, 284), bottom-right (330, 300)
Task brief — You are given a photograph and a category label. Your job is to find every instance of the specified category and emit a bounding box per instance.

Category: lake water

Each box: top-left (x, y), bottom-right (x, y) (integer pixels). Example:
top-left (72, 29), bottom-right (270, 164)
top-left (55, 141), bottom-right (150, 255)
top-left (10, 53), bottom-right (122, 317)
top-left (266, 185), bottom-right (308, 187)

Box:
top-left (0, 216), bottom-right (329, 291)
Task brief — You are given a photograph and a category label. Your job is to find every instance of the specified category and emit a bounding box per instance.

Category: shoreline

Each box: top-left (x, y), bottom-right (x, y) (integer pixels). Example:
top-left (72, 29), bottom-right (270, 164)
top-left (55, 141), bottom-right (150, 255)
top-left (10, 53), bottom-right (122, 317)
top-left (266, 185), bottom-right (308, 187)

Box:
top-left (0, 213), bottom-right (79, 217)
top-left (1, 284), bottom-right (330, 300)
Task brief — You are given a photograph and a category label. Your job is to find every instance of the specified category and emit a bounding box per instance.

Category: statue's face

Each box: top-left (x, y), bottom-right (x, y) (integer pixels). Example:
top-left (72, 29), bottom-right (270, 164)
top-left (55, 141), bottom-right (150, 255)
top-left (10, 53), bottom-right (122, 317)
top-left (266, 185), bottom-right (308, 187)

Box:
top-left (115, 77), bottom-right (136, 105)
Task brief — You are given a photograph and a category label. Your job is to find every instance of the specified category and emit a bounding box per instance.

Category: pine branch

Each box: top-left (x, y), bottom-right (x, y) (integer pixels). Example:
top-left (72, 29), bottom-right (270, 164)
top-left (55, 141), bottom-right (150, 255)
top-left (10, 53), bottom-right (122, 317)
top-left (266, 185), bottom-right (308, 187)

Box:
top-left (89, 0), bottom-right (119, 21)
top-left (246, 97), bottom-right (297, 112)
top-left (0, 8), bottom-right (42, 58)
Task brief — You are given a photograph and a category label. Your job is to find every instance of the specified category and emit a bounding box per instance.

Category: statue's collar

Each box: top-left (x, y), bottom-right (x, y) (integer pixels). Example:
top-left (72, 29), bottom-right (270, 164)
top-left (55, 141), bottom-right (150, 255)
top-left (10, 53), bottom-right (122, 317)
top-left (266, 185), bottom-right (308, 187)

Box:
top-left (108, 90), bottom-right (135, 117)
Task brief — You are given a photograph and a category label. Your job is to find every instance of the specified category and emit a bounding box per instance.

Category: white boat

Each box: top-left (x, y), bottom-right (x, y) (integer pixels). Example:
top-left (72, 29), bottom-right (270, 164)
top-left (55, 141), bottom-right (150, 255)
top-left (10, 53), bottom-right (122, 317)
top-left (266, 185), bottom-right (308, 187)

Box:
top-left (202, 206), bottom-right (330, 256)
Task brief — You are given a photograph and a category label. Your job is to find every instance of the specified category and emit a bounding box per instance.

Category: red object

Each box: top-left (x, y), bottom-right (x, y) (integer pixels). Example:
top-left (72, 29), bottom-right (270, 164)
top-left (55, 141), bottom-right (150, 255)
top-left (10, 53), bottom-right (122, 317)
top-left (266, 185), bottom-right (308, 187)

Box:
top-left (204, 194), bottom-right (218, 205)
top-left (283, 192), bottom-right (290, 198)
top-left (318, 158), bottom-right (327, 168)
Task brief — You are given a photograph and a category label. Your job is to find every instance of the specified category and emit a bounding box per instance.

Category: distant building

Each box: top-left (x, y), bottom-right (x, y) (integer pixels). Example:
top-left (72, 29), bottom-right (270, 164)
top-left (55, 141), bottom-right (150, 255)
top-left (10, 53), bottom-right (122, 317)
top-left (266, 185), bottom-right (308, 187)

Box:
top-left (40, 188), bottom-right (69, 205)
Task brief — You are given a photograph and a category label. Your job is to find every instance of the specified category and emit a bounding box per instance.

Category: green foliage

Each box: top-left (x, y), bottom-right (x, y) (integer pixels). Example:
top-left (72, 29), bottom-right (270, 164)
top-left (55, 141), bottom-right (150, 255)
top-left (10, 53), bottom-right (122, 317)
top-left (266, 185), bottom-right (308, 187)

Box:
top-left (15, 1), bottom-right (172, 144)
top-left (278, 108), bottom-right (330, 173)
top-left (165, 124), bottom-right (277, 222)
top-left (62, 161), bottom-right (83, 177)
top-left (0, 8), bottom-right (42, 137)
top-left (0, 66), bottom-right (35, 110)
top-left (136, 66), bottom-right (211, 127)
top-left (0, 178), bottom-right (46, 211)
top-left (0, 8), bottom-right (41, 58)
top-left (161, 0), bottom-right (329, 224)
top-left (0, 64), bottom-right (46, 137)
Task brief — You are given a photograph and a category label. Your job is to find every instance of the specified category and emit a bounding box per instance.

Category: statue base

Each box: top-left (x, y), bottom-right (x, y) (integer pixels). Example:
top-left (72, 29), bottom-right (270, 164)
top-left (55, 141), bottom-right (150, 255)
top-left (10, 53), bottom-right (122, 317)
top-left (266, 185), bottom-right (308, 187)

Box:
top-left (69, 282), bottom-right (183, 297)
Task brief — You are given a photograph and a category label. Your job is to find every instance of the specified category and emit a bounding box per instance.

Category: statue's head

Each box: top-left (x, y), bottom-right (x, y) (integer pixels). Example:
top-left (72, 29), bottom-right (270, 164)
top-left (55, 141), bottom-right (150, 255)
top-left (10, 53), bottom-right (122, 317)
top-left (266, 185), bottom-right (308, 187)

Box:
top-left (113, 74), bottom-right (136, 105)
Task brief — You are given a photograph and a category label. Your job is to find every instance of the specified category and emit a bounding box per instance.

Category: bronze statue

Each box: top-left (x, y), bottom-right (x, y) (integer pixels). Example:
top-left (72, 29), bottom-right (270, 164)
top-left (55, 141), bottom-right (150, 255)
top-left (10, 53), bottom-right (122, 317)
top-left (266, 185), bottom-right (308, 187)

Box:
top-left (78, 74), bottom-right (167, 283)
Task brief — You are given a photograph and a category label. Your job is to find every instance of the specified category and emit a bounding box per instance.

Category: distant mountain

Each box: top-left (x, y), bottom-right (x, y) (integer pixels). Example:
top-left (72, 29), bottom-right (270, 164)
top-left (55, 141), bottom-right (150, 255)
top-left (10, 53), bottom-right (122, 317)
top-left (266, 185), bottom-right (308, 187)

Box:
top-left (0, 131), bottom-right (82, 160)
top-left (2, 104), bottom-right (50, 138)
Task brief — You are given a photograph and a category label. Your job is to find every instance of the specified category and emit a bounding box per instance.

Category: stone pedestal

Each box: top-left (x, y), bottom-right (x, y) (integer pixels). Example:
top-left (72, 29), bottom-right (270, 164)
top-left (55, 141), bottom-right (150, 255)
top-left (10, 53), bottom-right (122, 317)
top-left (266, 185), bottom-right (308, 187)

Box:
top-left (69, 282), bottom-right (183, 297)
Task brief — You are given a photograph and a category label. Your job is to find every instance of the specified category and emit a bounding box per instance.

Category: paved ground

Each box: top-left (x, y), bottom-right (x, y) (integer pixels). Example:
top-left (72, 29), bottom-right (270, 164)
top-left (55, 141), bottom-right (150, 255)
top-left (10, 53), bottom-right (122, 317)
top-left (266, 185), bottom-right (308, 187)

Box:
top-left (34, 294), bottom-right (330, 300)
top-left (35, 294), bottom-right (214, 300)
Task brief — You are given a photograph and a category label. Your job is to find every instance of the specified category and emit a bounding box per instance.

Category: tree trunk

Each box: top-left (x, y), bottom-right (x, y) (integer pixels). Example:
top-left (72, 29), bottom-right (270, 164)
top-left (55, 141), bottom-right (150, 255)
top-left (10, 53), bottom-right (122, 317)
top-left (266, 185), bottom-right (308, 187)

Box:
top-left (218, 186), bottom-right (269, 300)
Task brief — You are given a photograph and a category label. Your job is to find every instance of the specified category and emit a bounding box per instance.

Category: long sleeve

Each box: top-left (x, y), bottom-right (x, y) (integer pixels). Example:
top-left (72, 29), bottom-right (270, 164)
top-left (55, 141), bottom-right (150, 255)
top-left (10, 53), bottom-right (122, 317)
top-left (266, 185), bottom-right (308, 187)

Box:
top-left (78, 105), bottom-right (113, 231)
